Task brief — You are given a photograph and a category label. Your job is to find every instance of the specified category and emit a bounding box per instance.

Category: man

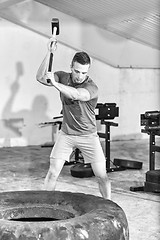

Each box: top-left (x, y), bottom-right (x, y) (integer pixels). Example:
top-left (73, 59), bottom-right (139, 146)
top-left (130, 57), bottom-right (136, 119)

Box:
top-left (42, 51), bottom-right (111, 199)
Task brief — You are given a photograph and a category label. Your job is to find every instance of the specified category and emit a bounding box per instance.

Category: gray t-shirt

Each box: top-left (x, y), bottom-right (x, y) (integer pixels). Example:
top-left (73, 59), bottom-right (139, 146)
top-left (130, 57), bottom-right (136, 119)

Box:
top-left (55, 71), bottom-right (98, 135)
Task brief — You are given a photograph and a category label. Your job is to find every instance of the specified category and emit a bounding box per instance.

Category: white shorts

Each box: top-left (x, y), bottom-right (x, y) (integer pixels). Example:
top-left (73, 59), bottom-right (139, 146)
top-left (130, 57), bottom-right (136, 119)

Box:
top-left (50, 131), bottom-right (106, 163)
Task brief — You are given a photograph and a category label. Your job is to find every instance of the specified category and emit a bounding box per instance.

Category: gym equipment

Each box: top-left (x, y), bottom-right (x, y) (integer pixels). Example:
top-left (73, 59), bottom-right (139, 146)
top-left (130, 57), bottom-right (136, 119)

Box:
top-left (114, 158), bottom-right (142, 170)
top-left (39, 115), bottom-right (63, 148)
top-left (70, 163), bottom-right (94, 178)
top-left (146, 169), bottom-right (160, 183)
top-left (141, 111), bottom-right (160, 170)
top-left (130, 111), bottom-right (160, 193)
top-left (36, 18), bottom-right (59, 86)
top-left (144, 170), bottom-right (160, 193)
top-left (70, 103), bottom-right (120, 178)
top-left (92, 104), bottom-right (142, 172)
top-left (96, 103), bottom-right (119, 120)
top-left (96, 103), bottom-right (119, 171)
top-left (71, 102), bottom-right (143, 178)
top-left (51, 18), bottom-right (60, 35)
top-left (0, 191), bottom-right (129, 240)
top-left (145, 182), bottom-right (160, 193)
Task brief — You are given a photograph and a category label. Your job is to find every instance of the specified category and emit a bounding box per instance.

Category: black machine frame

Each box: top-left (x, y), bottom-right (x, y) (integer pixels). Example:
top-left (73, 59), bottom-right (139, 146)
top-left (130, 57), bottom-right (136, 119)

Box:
top-left (130, 111), bottom-right (160, 192)
top-left (141, 111), bottom-right (160, 170)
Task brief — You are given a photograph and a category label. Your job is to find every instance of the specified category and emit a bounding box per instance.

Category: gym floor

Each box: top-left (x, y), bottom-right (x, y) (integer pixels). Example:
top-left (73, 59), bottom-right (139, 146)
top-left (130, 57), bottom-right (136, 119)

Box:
top-left (0, 138), bottom-right (159, 240)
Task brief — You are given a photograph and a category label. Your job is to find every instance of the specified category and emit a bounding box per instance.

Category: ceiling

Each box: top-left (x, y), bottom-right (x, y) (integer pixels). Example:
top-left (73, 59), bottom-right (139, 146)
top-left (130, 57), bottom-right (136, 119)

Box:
top-left (35, 0), bottom-right (160, 50)
top-left (36, 0), bottom-right (160, 49)
top-left (0, 0), bottom-right (159, 68)
top-left (0, 0), bottom-right (160, 50)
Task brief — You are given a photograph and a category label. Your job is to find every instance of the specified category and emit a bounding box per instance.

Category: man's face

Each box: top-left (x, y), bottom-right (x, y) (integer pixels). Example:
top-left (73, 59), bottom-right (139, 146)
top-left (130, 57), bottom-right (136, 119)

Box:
top-left (71, 61), bottom-right (90, 84)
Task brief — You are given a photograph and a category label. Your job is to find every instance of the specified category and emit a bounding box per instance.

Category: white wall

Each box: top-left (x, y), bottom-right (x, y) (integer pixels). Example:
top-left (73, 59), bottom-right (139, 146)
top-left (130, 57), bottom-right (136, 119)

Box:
top-left (0, 20), bottom-right (159, 146)
top-left (1, 0), bottom-right (159, 68)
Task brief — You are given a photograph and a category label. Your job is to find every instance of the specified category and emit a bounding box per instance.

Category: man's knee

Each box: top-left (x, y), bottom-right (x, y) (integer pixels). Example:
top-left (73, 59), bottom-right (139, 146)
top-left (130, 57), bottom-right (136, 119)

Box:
top-left (49, 157), bottom-right (65, 177)
top-left (96, 175), bottom-right (110, 184)
top-left (48, 168), bottom-right (57, 179)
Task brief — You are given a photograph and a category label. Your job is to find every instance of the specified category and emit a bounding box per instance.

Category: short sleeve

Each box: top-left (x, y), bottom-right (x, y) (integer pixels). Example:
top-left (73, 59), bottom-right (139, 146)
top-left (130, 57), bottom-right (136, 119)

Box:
top-left (83, 79), bottom-right (98, 99)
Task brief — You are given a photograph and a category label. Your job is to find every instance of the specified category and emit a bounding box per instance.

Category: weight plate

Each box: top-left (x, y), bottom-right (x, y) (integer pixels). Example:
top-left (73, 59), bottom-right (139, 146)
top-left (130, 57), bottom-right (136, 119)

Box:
top-left (146, 170), bottom-right (160, 184)
top-left (130, 186), bottom-right (144, 192)
top-left (70, 163), bottom-right (94, 178)
top-left (144, 181), bottom-right (160, 193)
top-left (114, 158), bottom-right (143, 169)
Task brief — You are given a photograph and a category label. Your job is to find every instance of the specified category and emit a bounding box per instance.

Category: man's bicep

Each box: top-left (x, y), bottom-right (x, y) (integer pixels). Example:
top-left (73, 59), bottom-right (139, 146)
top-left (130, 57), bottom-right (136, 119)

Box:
top-left (77, 85), bottom-right (98, 101)
top-left (76, 88), bottom-right (91, 101)
top-left (85, 84), bottom-right (98, 99)
top-left (54, 73), bottom-right (59, 82)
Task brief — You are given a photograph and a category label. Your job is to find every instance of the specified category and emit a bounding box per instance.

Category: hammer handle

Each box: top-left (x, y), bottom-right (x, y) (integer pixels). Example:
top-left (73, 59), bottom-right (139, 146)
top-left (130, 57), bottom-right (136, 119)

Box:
top-left (52, 27), bottom-right (57, 38)
top-left (47, 19), bottom-right (59, 73)
top-left (48, 53), bottom-right (53, 72)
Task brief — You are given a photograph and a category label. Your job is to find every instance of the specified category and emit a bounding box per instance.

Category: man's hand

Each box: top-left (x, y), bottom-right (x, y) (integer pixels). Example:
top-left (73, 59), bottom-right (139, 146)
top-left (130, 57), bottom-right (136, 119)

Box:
top-left (45, 72), bottom-right (56, 86)
top-left (47, 37), bottom-right (57, 52)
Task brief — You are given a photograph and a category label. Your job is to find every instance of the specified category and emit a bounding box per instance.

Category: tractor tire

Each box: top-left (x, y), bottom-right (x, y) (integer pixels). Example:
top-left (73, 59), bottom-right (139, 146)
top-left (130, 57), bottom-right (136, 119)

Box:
top-left (0, 190), bottom-right (129, 240)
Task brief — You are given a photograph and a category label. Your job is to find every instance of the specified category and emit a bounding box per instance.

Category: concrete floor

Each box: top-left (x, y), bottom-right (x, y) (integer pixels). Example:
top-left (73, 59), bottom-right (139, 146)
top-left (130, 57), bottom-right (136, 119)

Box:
top-left (0, 138), bottom-right (159, 240)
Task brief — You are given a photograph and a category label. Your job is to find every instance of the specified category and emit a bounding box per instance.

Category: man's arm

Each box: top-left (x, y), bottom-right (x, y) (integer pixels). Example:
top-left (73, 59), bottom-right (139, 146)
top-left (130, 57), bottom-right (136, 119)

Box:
top-left (47, 72), bottom-right (91, 101)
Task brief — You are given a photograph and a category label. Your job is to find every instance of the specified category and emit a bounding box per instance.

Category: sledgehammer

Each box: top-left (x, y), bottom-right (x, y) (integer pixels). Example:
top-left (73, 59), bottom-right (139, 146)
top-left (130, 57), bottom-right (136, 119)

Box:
top-left (47, 18), bottom-right (60, 83)
top-left (51, 18), bottom-right (60, 36)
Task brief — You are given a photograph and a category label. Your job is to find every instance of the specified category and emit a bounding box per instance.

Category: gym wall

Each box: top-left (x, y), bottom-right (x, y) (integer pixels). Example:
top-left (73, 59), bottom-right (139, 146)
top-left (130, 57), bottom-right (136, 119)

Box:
top-left (0, 19), bottom-right (159, 147)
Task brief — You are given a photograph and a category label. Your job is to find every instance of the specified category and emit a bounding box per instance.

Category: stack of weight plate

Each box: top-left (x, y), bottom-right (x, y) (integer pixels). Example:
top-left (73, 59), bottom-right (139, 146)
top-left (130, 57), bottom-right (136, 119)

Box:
top-left (144, 170), bottom-right (160, 193)
top-left (70, 163), bottom-right (94, 178)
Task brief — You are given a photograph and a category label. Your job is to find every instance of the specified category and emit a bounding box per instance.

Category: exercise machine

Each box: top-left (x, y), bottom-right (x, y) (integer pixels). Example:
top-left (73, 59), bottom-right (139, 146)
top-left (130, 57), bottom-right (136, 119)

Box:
top-left (130, 111), bottom-right (160, 193)
top-left (71, 103), bottom-right (143, 178)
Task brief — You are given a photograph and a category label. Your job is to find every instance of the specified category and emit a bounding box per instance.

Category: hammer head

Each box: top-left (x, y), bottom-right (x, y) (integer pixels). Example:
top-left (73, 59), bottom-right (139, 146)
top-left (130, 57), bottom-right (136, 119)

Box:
top-left (51, 18), bottom-right (60, 35)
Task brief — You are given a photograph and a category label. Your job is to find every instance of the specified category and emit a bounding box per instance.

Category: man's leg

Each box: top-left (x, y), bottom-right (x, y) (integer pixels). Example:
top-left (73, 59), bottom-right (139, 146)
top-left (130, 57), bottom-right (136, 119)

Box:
top-left (77, 133), bottom-right (111, 199)
top-left (44, 158), bottom-right (65, 190)
top-left (91, 161), bottom-right (111, 199)
top-left (44, 131), bottom-right (73, 190)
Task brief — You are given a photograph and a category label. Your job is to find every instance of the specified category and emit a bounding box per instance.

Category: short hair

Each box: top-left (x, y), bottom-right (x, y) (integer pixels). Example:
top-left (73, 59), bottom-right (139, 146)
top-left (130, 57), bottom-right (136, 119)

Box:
top-left (71, 51), bottom-right (91, 66)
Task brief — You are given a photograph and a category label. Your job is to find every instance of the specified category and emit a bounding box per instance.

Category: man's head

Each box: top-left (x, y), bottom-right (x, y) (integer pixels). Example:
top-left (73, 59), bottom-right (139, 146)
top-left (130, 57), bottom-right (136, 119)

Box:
top-left (71, 52), bottom-right (91, 84)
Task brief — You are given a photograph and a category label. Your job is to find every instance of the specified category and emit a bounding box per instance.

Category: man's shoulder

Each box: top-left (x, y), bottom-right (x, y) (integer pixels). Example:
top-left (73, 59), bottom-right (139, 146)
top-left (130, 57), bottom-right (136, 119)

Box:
top-left (55, 71), bottom-right (70, 83)
top-left (82, 77), bottom-right (98, 99)
top-left (85, 77), bottom-right (98, 88)
top-left (55, 71), bottom-right (69, 77)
